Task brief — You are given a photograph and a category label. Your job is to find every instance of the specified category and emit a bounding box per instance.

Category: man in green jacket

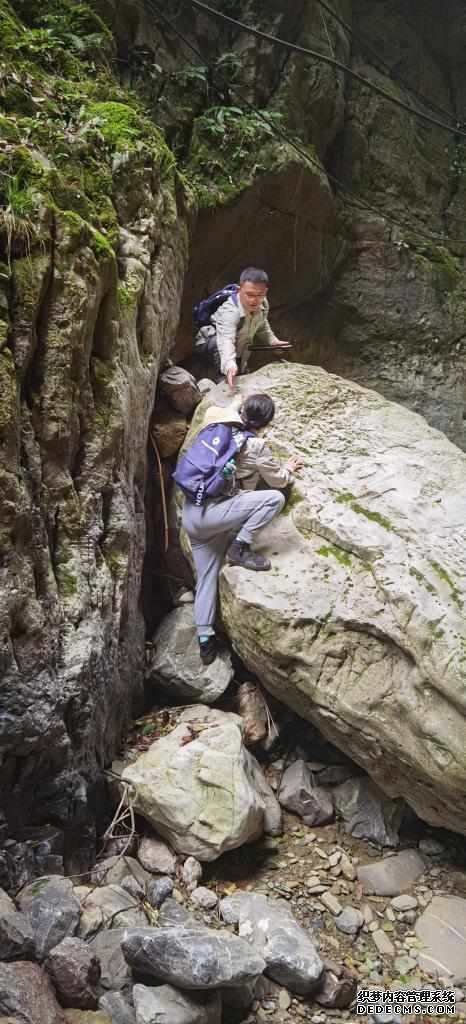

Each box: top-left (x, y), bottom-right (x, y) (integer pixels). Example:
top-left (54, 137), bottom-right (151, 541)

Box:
top-left (195, 268), bottom-right (291, 388)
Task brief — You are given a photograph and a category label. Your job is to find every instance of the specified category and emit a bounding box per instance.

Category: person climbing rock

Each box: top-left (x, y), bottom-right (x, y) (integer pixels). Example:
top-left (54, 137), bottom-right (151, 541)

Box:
top-left (176, 393), bottom-right (303, 665)
top-left (194, 268), bottom-right (291, 389)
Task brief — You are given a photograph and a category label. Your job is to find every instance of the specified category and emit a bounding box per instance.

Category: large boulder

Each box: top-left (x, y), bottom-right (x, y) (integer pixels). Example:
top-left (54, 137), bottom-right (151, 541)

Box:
top-left (194, 365), bottom-right (466, 834)
top-left (146, 607), bottom-right (233, 705)
top-left (121, 926), bottom-right (265, 990)
top-left (121, 707), bottom-right (277, 860)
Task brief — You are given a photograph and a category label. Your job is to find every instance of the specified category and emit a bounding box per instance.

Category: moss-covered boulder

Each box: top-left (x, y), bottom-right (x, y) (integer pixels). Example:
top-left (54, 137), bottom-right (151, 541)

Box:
top-left (195, 364), bottom-right (466, 834)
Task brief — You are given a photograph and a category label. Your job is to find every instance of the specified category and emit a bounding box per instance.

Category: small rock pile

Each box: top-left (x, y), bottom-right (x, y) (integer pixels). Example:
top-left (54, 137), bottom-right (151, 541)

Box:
top-left (2, 817), bottom-right (466, 1024)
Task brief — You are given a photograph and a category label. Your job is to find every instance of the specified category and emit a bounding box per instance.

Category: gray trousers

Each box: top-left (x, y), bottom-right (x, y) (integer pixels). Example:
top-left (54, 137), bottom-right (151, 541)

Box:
top-left (182, 489), bottom-right (285, 636)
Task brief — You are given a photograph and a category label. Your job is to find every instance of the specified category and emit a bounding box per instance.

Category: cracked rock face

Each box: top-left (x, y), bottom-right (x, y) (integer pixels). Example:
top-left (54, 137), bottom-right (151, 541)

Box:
top-left (0, 111), bottom-right (188, 868)
top-left (192, 364), bottom-right (466, 834)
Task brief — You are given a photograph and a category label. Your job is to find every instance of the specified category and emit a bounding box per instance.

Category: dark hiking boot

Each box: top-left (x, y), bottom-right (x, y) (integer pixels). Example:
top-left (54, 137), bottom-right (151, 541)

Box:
top-left (226, 539), bottom-right (271, 571)
top-left (199, 635), bottom-right (218, 666)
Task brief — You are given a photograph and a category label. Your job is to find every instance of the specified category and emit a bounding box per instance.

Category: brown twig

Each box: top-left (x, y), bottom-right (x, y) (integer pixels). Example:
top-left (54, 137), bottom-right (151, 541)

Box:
top-left (150, 430), bottom-right (169, 553)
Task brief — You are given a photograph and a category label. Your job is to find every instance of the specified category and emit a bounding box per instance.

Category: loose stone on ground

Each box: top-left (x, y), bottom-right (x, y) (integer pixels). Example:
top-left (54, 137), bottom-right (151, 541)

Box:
top-left (220, 892), bottom-right (323, 994)
top-left (121, 926), bottom-right (266, 989)
top-left (357, 850), bottom-right (426, 895)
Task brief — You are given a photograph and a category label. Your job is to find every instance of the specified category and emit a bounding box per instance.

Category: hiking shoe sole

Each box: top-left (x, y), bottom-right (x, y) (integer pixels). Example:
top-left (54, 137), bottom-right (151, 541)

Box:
top-left (226, 555), bottom-right (271, 571)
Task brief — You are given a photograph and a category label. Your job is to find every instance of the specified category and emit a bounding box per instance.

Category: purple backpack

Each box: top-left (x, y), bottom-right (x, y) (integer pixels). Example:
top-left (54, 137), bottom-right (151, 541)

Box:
top-left (193, 283), bottom-right (239, 329)
top-left (173, 423), bottom-right (254, 505)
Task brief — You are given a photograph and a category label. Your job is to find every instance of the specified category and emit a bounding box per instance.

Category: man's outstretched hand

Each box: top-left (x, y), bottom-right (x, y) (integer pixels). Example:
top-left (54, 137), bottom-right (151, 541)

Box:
top-left (227, 367), bottom-right (238, 389)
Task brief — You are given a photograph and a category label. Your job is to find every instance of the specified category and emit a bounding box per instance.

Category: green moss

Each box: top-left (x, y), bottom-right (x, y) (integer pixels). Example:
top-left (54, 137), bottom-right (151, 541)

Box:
top-left (335, 492), bottom-right (357, 504)
top-left (86, 101), bottom-right (144, 149)
top-left (85, 100), bottom-right (169, 162)
top-left (0, 0), bottom-right (24, 48)
top-left (335, 492), bottom-right (395, 532)
top-left (281, 487), bottom-right (305, 515)
top-left (90, 227), bottom-right (114, 260)
top-left (28, 877), bottom-right (50, 897)
top-left (60, 571), bottom-right (78, 596)
top-left (352, 502), bottom-right (394, 532)
top-left (416, 244), bottom-right (462, 285)
top-left (0, 113), bottom-right (21, 142)
top-left (0, 319), bottom-right (8, 347)
top-left (0, 347), bottom-right (17, 430)
top-left (0, 0), bottom-right (175, 260)
top-left (409, 566), bottom-right (435, 594)
top-left (105, 550), bottom-right (124, 577)
top-left (430, 561), bottom-right (463, 610)
top-left (90, 356), bottom-right (120, 432)
top-left (11, 256), bottom-right (49, 329)
top-left (117, 282), bottom-right (139, 312)
top-left (317, 544), bottom-right (353, 568)
top-left (185, 106), bottom-right (291, 207)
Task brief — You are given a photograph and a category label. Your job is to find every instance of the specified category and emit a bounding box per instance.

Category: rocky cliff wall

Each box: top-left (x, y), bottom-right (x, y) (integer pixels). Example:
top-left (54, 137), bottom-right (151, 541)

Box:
top-left (166, 0), bottom-right (466, 449)
top-left (283, 0), bottom-right (466, 450)
top-left (0, 0), bottom-right (188, 880)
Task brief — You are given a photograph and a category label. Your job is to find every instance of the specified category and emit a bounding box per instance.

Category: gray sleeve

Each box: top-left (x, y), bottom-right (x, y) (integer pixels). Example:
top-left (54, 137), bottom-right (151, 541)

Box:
top-left (237, 437), bottom-right (291, 488)
top-left (255, 443), bottom-right (291, 487)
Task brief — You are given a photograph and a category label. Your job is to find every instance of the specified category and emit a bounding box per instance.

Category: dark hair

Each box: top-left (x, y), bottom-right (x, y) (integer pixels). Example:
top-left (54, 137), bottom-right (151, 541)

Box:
top-left (239, 267), bottom-right (269, 286)
top-left (241, 393), bottom-right (275, 429)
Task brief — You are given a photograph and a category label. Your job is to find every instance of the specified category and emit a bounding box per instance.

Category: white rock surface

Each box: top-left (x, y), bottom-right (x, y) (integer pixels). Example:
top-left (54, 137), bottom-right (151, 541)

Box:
top-left (207, 364), bottom-right (466, 834)
top-left (122, 707), bottom-right (272, 861)
top-left (415, 895), bottom-right (466, 983)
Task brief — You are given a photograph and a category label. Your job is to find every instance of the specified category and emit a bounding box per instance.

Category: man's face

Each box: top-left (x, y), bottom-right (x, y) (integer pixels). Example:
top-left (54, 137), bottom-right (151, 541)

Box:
top-left (239, 281), bottom-right (268, 314)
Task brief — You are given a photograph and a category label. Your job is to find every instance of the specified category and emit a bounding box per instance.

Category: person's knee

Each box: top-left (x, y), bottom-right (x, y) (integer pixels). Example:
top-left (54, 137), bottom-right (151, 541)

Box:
top-left (270, 490), bottom-right (286, 513)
